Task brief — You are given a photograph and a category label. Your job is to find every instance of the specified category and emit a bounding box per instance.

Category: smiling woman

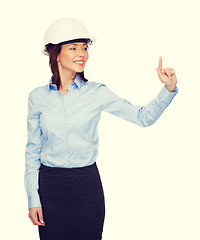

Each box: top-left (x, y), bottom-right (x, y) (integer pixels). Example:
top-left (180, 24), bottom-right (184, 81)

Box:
top-left (24, 17), bottom-right (178, 240)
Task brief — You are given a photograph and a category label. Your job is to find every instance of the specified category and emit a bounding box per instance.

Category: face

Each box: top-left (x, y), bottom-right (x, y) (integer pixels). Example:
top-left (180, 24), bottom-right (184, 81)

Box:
top-left (57, 42), bottom-right (89, 75)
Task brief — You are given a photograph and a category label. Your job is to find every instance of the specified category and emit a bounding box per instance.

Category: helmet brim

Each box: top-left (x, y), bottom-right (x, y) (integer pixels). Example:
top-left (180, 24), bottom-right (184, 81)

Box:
top-left (42, 37), bottom-right (97, 56)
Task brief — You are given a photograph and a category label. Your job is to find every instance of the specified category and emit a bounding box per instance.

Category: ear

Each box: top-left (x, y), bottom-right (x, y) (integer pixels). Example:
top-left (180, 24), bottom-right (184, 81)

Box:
top-left (57, 51), bottom-right (61, 62)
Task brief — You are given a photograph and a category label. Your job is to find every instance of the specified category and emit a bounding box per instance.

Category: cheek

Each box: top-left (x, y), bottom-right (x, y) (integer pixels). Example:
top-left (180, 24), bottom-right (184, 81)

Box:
top-left (60, 52), bottom-right (74, 65)
top-left (85, 52), bottom-right (89, 61)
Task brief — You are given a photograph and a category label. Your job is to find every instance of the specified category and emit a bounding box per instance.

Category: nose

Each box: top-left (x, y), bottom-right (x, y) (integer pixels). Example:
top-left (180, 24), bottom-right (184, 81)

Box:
top-left (77, 48), bottom-right (85, 57)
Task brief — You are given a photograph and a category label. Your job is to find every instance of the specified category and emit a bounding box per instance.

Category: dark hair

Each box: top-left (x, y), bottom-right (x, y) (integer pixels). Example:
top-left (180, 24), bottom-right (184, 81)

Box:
top-left (47, 43), bottom-right (88, 90)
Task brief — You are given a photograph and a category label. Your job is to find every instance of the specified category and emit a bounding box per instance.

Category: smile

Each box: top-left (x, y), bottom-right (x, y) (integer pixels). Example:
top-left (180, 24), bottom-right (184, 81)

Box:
top-left (73, 61), bottom-right (84, 65)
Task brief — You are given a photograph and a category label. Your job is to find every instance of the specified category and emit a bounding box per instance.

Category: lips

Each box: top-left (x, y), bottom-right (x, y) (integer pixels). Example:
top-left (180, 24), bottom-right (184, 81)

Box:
top-left (73, 60), bottom-right (84, 64)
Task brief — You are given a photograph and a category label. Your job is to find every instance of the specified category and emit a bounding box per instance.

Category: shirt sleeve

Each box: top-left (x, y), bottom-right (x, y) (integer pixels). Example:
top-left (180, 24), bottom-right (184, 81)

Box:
top-left (96, 84), bottom-right (178, 127)
top-left (24, 93), bottom-right (42, 210)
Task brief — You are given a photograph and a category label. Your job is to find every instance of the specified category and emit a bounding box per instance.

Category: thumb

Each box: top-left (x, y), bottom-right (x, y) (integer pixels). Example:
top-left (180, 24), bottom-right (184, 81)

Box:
top-left (38, 208), bottom-right (45, 225)
top-left (156, 68), bottom-right (163, 79)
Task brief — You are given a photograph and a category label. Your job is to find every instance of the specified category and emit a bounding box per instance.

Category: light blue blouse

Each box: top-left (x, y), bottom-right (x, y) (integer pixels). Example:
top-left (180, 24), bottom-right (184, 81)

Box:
top-left (24, 73), bottom-right (178, 209)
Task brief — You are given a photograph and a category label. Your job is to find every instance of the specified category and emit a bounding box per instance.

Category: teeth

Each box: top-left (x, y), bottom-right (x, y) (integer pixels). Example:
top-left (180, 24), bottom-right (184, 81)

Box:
top-left (75, 62), bottom-right (84, 64)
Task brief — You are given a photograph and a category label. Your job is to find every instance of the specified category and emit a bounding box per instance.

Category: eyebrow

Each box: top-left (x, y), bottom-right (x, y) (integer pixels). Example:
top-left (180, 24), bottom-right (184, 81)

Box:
top-left (68, 43), bottom-right (87, 46)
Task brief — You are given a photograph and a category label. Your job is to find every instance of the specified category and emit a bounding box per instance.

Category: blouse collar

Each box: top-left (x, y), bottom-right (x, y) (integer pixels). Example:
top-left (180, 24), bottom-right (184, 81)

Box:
top-left (48, 73), bottom-right (83, 91)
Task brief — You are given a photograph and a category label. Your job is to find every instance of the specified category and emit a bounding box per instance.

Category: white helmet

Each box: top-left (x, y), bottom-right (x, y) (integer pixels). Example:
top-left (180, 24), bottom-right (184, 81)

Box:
top-left (42, 17), bottom-right (96, 55)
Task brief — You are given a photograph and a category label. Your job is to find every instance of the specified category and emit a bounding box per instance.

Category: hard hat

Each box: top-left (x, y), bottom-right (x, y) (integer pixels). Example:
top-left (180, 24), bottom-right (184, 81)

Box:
top-left (42, 17), bottom-right (96, 55)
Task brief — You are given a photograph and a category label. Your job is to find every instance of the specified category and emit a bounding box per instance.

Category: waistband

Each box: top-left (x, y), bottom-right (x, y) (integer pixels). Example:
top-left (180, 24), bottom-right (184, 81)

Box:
top-left (39, 162), bottom-right (97, 176)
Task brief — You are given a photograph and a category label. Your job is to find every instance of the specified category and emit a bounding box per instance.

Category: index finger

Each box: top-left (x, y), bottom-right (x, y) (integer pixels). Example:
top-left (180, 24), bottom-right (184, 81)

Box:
top-left (158, 56), bottom-right (162, 70)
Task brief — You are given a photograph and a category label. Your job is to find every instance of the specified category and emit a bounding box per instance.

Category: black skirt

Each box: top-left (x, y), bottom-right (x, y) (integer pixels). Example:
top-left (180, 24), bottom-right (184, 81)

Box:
top-left (38, 162), bottom-right (105, 240)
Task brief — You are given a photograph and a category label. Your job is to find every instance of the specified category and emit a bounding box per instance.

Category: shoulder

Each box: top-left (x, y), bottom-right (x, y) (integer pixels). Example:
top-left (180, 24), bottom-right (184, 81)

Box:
top-left (28, 85), bottom-right (49, 108)
top-left (83, 80), bottom-right (118, 101)
top-left (29, 84), bottom-right (49, 99)
top-left (82, 81), bottom-right (110, 98)
top-left (83, 80), bottom-right (106, 90)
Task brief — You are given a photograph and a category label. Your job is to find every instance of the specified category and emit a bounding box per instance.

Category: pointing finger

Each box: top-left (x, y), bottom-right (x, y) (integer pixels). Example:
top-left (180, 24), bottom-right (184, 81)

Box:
top-left (156, 68), bottom-right (163, 80)
top-left (158, 56), bottom-right (162, 70)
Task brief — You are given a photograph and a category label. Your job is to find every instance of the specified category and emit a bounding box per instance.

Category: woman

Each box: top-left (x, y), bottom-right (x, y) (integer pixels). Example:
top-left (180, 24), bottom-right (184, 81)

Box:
top-left (24, 17), bottom-right (178, 240)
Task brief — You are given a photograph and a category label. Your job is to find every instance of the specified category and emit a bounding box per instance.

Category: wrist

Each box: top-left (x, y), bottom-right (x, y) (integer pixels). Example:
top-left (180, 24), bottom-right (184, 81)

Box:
top-left (166, 84), bottom-right (176, 92)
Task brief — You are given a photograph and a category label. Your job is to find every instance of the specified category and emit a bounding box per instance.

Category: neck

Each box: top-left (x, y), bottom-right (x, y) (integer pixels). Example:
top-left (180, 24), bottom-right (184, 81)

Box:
top-left (59, 69), bottom-right (77, 91)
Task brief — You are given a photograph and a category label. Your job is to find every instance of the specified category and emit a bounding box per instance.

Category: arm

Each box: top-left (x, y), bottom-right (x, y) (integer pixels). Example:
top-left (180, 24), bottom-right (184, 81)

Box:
top-left (96, 83), bottom-right (178, 127)
top-left (24, 92), bottom-right (45, 226)
top-left (96, 56), bottom-right (178, 126)
top-left (24, 93), bottom-right (42, 210)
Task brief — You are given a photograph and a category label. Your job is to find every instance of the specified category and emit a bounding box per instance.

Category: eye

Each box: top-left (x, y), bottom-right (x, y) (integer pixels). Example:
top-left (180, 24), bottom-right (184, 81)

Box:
top-left (69, 48), bottom-right (76, 50)
top-left (83, 45), bottom-right (89, 50)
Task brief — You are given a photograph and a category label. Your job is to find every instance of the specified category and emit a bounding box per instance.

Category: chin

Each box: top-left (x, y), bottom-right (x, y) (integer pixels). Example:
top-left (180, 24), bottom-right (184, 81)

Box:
top-left (74, 67), bottom-right (85, 72)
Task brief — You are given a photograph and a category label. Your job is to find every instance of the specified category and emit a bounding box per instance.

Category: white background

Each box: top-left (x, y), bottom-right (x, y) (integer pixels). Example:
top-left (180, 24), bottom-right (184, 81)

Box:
top-left (1, 0), bottom-right (199, 239)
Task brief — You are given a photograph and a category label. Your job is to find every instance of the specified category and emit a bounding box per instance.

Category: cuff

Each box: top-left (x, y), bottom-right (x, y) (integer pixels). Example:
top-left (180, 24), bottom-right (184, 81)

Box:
top-left (165, 85), bottom-right (178, 93)
top-left (157, 85), bottom-right (178, 106)
top-left (162, 85), bottom-right (178, 97)
top-left (28, 194), bottom-right (42, 210)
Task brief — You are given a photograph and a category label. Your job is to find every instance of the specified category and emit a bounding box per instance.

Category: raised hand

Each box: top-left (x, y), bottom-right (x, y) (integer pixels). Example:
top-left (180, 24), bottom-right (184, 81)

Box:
top-left (156, 56), bottom-right (177, 92)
